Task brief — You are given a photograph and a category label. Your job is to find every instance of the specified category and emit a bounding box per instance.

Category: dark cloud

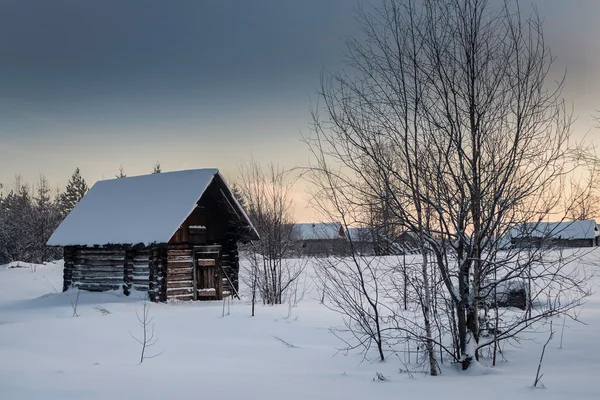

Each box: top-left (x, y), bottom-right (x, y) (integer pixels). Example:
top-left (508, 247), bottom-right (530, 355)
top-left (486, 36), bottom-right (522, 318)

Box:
top-left (0, 0), bottom-right (354, 103)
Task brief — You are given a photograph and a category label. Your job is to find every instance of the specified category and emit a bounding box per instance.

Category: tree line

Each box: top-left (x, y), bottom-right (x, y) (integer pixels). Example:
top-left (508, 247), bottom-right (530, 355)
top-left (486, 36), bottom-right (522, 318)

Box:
top-left (0, 168), bottom-right (87, 265)
top-left (0, 162), bottom-right (163, 265)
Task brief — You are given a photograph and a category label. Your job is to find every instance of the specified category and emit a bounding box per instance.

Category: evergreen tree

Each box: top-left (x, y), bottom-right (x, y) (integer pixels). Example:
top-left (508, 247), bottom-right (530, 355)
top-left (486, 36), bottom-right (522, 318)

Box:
top-left (152, 161), bottom-right (162, 174)
top-left (231, 183), bottom-right (246, 210)
top-left (1, 177), bottom-right (34, 262)
top-left (59, 168), bottom-right (88, 218)
top-left (0, 187), bottom-right (7, 264)
top-left (32, 175), bottom-right (61, 263)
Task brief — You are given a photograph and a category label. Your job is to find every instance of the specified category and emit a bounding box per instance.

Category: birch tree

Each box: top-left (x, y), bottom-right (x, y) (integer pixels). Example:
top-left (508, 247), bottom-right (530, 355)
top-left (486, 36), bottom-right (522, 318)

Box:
top-left (307, 0), bottom-right (588, 371)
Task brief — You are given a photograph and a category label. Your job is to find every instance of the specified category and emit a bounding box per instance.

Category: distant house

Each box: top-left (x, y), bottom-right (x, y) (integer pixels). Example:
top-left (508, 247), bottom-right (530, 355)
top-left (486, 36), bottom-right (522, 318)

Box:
top-left (346, 227), bottom-right (376, 255)
top-left (510, 219), bottom-right (600, 248)
top-left (293, 222), bottom-right (347, 257)
top-left (47, 169), bottom-right (259, 302)
top-left (346, 228), bottom-right (421, 256)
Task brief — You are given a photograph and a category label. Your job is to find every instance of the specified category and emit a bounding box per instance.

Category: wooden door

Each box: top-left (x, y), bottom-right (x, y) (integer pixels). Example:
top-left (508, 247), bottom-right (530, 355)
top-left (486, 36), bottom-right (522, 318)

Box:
top-left (195, 255), bottom-right (222, 299)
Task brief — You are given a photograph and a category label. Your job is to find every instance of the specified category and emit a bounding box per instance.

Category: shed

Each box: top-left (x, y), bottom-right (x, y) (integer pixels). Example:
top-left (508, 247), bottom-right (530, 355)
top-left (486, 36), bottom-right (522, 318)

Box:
top-left (510, 219), bottom-right (600, 248)
top-left (47, 169), bottom-right (259, 302)
top-left (292, 222), bottom-right (346, 257)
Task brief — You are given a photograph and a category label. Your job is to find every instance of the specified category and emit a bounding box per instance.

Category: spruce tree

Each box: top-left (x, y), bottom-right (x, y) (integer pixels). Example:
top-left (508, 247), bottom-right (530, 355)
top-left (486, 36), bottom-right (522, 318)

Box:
top-left (59, 168), bottom-right (88, 218)
top-left (231, 183), bottom-right (246, 210)
top-left (32, 175), bottom-right (61, 263)
top-left (1, 177), bottom-right (34, 262)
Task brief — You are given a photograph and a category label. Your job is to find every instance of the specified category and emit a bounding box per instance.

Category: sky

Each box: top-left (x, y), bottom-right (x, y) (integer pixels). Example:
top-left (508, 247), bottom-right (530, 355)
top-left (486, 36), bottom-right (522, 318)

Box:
top-left (0, 0), bottom-right (599, 222)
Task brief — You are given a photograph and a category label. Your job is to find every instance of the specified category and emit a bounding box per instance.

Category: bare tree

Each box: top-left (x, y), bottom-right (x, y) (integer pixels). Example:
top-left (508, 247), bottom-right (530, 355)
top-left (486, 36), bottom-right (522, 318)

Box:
top-left (306, 0), bottom-right (588, 371)
top-left (236, 160), bottom-right (304, 306)
top-left (116, 165), bottom-right (127, 179)
top-left (533, 321), bottom-right (554, 388)
top-left (565, 162), bottom-right (600, 221)
top-left (129, 295), bottom-right (162, 363)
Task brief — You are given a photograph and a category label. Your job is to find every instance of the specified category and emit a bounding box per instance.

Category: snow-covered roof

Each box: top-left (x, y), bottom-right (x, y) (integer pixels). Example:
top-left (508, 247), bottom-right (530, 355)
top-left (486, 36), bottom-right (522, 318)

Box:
top-left (510, 220), bottom-right (599, 240)
top-left (346, 227), bottom-right (374, 242)
top-left (293, 223), bottom-right (344, 240)
top-left (48, 169), bottom-right (258, 247)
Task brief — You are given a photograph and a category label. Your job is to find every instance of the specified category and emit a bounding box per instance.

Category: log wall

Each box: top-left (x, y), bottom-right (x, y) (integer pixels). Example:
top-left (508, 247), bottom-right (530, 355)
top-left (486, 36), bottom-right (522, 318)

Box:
top-left (63, 247), bottom-right (153, 296)
top-left (70, 248), bottom-right (126, 292)
top-left (165, 248), bottom-right (194, 301)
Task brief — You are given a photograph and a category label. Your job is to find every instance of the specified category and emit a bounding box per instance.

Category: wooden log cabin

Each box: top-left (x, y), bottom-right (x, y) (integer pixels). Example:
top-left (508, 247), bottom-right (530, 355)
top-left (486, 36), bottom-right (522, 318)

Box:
top-left (47, 169), bottom-right (259, 302)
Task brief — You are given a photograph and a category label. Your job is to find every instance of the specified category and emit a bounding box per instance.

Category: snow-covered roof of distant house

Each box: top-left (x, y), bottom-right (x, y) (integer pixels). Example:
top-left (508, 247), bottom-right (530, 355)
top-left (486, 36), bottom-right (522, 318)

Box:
top-left (346, 227), bottom-right (374, 242)
top-left (47, 169), bottom-right (258, 247)
top-left (510, 220), bottom-right (599, 240)
top-left (294, 222), bottom-right (344, 240)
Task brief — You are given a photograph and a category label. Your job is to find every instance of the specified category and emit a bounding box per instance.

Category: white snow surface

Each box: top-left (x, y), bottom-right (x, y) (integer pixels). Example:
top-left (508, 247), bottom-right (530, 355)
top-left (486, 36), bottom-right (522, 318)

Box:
top-left (510, 219), bottom-right (600, 240)
top-left (0, 254), bottom-right (599, 399)
top-left (48, 169), bottom-right (221, 246)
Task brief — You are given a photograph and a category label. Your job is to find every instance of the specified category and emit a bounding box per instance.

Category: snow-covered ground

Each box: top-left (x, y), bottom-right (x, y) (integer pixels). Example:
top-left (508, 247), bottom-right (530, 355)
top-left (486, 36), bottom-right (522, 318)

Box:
top-left (0, 255), bottom-right (599, 400)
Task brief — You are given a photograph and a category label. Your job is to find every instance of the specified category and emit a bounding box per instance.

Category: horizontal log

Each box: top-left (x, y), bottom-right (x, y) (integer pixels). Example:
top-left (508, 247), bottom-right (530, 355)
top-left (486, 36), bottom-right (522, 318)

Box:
top-left (132, 261), bottom-right (150, 267)
top-left (72, 269), bottom-right (123, 275)
top-left (75, 250), bottom-right (126, 258)
top-left (166, 270), bottom-right (192, 278)
top-left (72, 283), bottom-right (122, 290)
top-left (73, 278), bottom-right (124, 284)
top-left (132, 286), bottom-right (149, 292)
top-left (167, 263), bottom-right (192, 269)
top-left (167, 250), bottom-right (193, 256)
top-left (167, 281), bottom-right (193, 289)
top-left (167, 257), bottom-right (193, 264)
top-left (167, 266), bottom-right (192, 274)
top-left (167, 253), bottom-right (192, 258)
top-left (75, 251), bottom-right (125, 256)
top-left (132, 253), bottom-right (151, 258)
top-left (197, 293), bottom-right (218, 298)
top-left (166, 288), bottom-right (194, 296)
top-left (72, 264), bottom-right (121, 270)
top-left (72, 266), bottom-right (124, 273)
top-left (166, 266), bottom-right (192, 273)
top-left (132, 260), bottom-right (149, 266)
top-left (166, 269), bottom-right (192, 277)
top-left (193, 245), bottom-right (222, 252)
top-left (167, 294), bottom-right (194, 301)
top-left (73, 259), bottom-right (125, 267)
top-left (72, 271), bottom-right (124, 279)
top-left (167, 276), bottom-right (192, 283)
